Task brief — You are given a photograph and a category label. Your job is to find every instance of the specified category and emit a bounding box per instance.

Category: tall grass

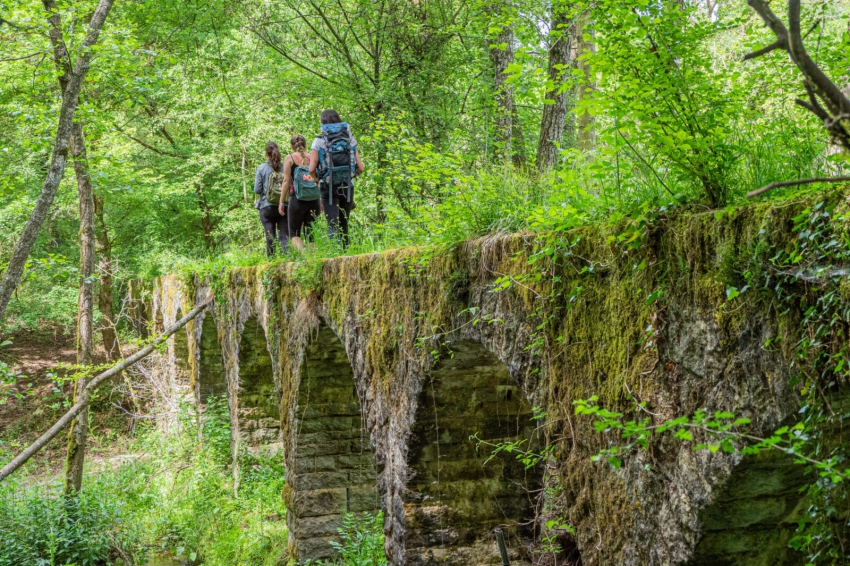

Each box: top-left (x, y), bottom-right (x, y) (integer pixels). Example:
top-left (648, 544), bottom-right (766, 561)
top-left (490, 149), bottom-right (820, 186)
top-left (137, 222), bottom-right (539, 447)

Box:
top-left (0, 397), bottom-right (288, 566)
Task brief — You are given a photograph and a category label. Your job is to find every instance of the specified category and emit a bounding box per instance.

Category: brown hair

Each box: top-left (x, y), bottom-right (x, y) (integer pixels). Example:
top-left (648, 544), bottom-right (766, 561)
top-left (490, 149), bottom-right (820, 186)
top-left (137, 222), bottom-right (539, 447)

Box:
top-left (265, 141), bottom-right (282, 172)
top-left (320, 109), bottom-right (342, 125)
top-left (290, 134), bottom-right (308, 166)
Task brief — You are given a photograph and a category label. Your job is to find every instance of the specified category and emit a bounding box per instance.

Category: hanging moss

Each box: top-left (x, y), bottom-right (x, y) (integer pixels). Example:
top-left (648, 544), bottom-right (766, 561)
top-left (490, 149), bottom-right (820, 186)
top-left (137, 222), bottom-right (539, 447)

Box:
top-left (142, 191), bottom-right (847, 566)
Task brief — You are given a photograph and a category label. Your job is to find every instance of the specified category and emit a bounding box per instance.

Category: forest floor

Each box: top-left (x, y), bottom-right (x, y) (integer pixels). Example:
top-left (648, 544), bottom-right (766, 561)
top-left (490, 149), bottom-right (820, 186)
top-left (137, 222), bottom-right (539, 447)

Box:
top-left (0, 330), bottom-right (135, 479)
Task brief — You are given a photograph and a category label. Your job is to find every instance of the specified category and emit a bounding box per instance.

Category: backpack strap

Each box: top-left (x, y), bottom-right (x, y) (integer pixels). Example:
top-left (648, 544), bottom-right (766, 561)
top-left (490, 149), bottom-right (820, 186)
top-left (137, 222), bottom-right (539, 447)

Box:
top-left (321, 133), bottom-right (335, 206)
top-left (292, 153), bottom-right (307, 167)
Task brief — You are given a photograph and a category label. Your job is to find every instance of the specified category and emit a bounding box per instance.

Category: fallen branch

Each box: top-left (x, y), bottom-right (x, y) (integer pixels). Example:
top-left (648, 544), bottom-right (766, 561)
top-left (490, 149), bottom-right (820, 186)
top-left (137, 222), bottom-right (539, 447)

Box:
top-left (0, 294), bottom-right (213, 483)
top-left (747, 176), bottom-right (850, 198)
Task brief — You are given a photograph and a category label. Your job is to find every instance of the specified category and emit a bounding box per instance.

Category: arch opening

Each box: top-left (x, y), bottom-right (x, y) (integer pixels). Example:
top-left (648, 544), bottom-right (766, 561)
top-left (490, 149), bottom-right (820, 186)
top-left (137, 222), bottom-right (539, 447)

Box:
top-left (405, 340), bottom-right (543, 566)
top-left (289, 325), bottom-right (381, 562)
top-left (688, 450), bottom-right (809, 566)
top-left (237, 317), bottom-right (280, 454)
top-left (197, 314), bottom-right (227, 404)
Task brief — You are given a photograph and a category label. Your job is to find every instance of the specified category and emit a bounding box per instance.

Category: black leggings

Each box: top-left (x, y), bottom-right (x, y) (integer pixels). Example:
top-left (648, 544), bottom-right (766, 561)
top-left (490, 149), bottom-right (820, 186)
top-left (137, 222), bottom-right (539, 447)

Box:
top-left (322, 194), bottom-right (354, 248)
top-left (287, 196), bottom-right (321, 239)
top-left (259, 205), bottom-right (288, 256)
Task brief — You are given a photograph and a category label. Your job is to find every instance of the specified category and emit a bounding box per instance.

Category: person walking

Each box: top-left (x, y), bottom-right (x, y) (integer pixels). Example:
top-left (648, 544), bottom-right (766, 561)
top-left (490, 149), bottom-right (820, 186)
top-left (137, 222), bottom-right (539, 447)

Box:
top-left (308, 109), bottom-right (364, 248)
top-left (280, 134), bottom-right (321, 251)
top-left (254, 141), bottom-right (288, 256)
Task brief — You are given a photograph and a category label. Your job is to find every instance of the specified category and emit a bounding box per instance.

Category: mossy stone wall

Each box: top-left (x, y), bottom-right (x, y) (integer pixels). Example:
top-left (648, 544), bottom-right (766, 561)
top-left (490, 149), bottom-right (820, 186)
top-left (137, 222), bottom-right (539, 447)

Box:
top-left (145, 194), bottom-right (843, 566)
top-left (288, 325), bottom-right (380, 560)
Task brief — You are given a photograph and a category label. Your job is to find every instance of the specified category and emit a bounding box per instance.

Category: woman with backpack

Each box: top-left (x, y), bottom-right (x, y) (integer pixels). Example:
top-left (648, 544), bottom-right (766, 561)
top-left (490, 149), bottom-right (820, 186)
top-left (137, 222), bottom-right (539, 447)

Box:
top-left (308, 109), bottom-right (365, 248)
top-left (254, 141), bottom-right (288, 256)
top-left (279, 134), bottom-right (321, 251)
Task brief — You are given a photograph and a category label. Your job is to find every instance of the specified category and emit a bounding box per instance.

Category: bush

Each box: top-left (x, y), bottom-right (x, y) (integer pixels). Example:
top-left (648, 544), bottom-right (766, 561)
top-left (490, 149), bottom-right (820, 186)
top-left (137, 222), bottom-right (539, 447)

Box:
top-left (0, 476), bottom-right (145, 566)
top-left (315, 512), bottom-right (386, 566)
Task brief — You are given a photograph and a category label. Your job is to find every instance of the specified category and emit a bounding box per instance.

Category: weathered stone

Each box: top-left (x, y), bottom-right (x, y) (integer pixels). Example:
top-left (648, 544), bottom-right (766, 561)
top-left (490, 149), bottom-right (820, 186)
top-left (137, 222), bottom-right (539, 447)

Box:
top-left (296, 536), bottom-right (339, 561)
top-left (348, 485), bottom-right (380, 512)
top-left (294, 488), bottom-right (347, 517)
top-left (153, 198), bottom-right (835, 566)
top-left (290, 471), bottom-right (349, 491)
top-left (292, 513), bottom-right (345, 537)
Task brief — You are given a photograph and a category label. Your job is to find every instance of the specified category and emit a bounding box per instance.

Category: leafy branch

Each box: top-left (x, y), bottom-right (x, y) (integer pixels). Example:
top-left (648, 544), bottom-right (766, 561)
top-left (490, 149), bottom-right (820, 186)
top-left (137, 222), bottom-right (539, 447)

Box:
top-left (574, 396), bottom-right (850, 484)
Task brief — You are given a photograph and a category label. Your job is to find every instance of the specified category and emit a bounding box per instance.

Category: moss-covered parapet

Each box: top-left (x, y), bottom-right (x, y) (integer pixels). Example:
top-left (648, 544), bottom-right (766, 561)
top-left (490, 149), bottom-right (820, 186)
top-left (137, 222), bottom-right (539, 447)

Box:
top-left (145, 192), bottom-right (850, 566)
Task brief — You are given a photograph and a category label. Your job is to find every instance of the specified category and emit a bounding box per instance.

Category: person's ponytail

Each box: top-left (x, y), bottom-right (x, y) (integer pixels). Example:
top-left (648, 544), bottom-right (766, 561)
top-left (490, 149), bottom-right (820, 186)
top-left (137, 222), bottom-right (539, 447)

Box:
top-left (290, 134), bottom-right (308, 166)
top-left (266, 141), bottom-right (282, 172)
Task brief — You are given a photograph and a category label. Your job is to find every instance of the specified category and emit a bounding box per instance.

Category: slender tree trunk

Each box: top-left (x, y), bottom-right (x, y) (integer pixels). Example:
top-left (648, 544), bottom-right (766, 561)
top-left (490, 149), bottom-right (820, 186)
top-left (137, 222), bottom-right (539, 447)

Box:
top-left (0, 0), bottom-right (115, 325)
top-left (489, 7), bottom-right (514, 160)
top-left (537, 1), bottom-right (574, 172)
top-left (574, 11), bottom-right (596, 153)
top-left (94, 195), bottom-right (122, 361)
top-left (195, 184), bottom-right (218, 251)
top-left (42, 0), bottom-right (98, 494)
top-left (511, 103), bottom-right (527, 169)
top-left (65, 122), bottom-right (95, 494)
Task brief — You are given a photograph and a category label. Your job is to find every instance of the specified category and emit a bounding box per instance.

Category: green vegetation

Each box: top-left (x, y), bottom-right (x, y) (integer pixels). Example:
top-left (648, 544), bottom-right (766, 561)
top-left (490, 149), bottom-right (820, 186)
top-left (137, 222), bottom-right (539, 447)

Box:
top-left (0, 398), bottom-right (288, 565)
top-left (3, 0), bottom-right (850, 330)
top-left (2, 0), bottom-right (850, 564)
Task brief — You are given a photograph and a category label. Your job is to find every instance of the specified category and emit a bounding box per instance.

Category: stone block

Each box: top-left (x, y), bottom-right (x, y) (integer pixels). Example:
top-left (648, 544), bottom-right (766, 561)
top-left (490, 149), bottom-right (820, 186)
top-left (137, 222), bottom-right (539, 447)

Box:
top-left (298, 416), bottom-right (361, 433)
top-left (297, 439), bottom-right (355, 458)
top-left (297, 536), bottom-right (338, 561)
top-left (292, 513), bottom-right (344, 537)
top-left (295, 455), bottom-right (337, 474)
top-left (301, 385), bottom-right (357, 404)
top-left (337, 453), bottom-right (376, 470)
top-left (290, 470), bottom-right (349, 491)
top-left (347, 485), bottom-right (380, 512)
top-left (701, 494), bottom-right (801, 530)
top-left (293, 488), bottom-right (347, 517)
top-left (300, 402), bottom-right (362, 419)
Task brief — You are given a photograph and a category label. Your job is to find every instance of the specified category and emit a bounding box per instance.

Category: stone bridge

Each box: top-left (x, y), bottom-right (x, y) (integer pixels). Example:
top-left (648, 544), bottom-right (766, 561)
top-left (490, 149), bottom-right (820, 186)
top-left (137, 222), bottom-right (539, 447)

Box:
top-left (138, 199), bottom-right (817, 566)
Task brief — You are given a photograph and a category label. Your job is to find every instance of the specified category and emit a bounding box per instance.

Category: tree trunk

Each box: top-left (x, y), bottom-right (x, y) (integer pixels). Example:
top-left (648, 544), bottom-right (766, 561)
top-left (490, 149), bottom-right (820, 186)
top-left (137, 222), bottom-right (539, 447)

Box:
top-left (537, 1), bottom-right (574, 172)
top-left (42, 0), bottom-right (100, 494)
top-left (574, 11), bottom-right (596, 153)
top-left (0, 0), bottom-right (115, 325)
top-left (195, 183), bottom-right (218, 251)
top-left (511, 102), bottom-right (527, 169)
top-left (94, 195), bottom-right (122, 361)
top-left (489, 8), bottom-right (514, 160)
top-left (65, 122), bottom-right (95, 495)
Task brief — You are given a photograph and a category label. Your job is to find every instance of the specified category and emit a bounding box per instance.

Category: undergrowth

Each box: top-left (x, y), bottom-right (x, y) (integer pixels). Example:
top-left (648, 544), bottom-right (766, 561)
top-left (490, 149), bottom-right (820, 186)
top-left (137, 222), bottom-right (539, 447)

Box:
top-left (0, 397), bottom-right (289, 566)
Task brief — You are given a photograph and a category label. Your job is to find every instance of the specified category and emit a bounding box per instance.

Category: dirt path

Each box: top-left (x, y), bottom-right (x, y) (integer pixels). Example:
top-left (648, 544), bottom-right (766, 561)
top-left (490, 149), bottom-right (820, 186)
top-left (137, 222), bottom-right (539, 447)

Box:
top-left (0, 331), bottom-right (132, 477)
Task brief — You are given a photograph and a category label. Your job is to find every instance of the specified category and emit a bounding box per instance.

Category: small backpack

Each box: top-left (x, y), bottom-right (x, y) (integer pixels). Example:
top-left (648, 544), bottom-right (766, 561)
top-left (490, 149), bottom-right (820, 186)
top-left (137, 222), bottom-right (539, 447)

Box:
top-left (292, 155), bottom-right (320, 201)
top-left (318, 125), bottom-right (356, 204)
top-left (266, 166), bottom-right (285, 205)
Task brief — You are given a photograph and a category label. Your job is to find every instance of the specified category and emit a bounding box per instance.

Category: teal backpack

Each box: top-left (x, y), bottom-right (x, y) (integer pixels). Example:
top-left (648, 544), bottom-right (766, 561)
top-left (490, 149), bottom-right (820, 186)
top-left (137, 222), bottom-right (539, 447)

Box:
top-left (292, 154), bottom-right (320, 201)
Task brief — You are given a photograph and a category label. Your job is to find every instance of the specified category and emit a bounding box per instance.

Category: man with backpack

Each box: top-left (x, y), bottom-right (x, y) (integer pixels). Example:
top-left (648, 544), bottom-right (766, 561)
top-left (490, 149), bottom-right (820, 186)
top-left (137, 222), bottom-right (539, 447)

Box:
top-left (308, 109), bottom-right (364, 248)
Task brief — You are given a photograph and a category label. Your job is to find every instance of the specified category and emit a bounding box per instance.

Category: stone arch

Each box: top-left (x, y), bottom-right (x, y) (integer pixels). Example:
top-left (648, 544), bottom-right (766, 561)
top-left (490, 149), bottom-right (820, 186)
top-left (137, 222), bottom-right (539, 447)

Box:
top-left (288, 325), bottom-right (381, 562)
top-left (404, 339), bottom-right (543, 565)
top-left (687, 450), bottom-right (809, 566)
top-left (197, 313), bottom-right (227, 404)
top-left (237, 316), bottom-right (281, 453)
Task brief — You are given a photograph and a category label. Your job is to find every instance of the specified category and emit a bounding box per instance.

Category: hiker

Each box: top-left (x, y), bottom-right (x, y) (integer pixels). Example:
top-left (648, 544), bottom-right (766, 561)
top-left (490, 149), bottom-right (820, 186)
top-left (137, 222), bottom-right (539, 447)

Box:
top-left (309, 109), bottom-right (364, 247)
top-left (280, 134), bottom-right (321, 251)
top-left (254, 141), bottom-right (288, 256)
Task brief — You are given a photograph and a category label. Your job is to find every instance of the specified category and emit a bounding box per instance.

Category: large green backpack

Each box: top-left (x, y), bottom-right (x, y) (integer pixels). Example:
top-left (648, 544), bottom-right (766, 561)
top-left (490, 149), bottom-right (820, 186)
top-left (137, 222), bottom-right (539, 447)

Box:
top-left (267, 167), bottom-right (285, 205)
top-left (292, 155), bottom-right (320, 201)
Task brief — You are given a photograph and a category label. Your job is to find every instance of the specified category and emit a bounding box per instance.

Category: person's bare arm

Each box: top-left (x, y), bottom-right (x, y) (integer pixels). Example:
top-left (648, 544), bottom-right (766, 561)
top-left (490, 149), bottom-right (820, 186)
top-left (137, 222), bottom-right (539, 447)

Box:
top-left (355, 150), bottom-right (364, 176)
top-left (308, 149), bottom-right (319, 180)
top-left (279, 155), bottom-right (292, 215)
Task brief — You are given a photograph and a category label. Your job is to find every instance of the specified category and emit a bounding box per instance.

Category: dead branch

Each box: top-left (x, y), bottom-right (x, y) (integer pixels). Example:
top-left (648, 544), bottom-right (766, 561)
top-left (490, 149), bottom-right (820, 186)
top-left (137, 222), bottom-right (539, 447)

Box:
top-left (745, 1), bottom-right (850, 150)
top-left (0, 294), bottom-right (213, 482)
top-left (747, 176), bottom-right (850, 198)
